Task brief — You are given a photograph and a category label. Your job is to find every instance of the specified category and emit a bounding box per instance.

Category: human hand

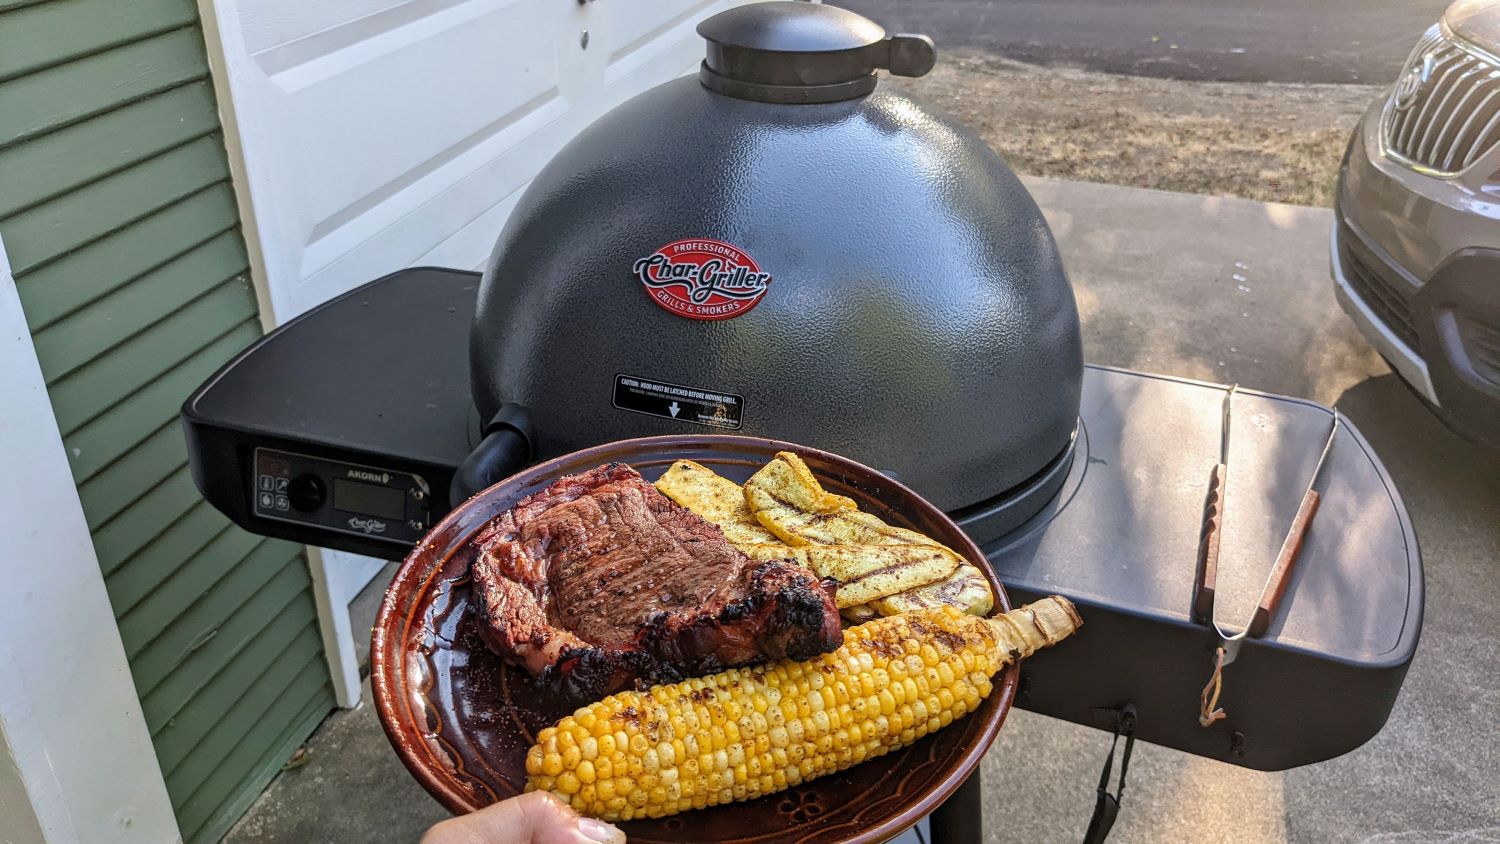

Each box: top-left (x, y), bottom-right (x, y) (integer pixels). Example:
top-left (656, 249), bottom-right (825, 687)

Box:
top-left (421, 791), bottom-right (626, 844)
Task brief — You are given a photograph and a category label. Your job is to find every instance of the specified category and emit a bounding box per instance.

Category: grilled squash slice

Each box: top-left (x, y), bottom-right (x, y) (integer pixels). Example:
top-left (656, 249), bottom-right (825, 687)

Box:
top-left (870, 562), bottom-right (994, 617)
top-left (659, 454), bottom-right (989, 613)
top-left (743, 453), bottom-right (962, 606)
top-left (655, 459), bottom-right (786, 548)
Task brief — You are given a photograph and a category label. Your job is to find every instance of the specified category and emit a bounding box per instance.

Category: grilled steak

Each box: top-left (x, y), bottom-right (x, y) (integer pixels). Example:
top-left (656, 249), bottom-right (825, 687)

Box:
top-left (469, 463), bottom-right (843, 700)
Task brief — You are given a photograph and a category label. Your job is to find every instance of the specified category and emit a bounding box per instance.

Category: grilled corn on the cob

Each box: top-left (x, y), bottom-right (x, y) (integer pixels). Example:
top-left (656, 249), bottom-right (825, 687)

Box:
top-left (525, 597), bottom-right (1081, 821)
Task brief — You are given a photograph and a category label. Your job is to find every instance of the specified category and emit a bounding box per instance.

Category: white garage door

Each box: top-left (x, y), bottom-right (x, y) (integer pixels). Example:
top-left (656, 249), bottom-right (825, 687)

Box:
top-left (198, 0), bottom-right (751, 705)
top-left (203, 0), bottom-right (750, 321)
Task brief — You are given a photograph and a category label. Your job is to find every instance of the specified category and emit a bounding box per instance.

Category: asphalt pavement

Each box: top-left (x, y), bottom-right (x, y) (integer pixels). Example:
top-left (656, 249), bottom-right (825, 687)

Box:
top-left (224, 176), bottom-right (1500, 844)
top-left (843, 0), bottom-right (1452, 84)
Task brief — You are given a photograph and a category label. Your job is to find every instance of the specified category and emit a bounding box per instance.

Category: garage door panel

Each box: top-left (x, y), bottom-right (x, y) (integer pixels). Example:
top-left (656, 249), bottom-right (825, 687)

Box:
top-left (297, 91), bottom-right (571, 287)
top-left (300, 100), bottom-right (589, 287)
top-left (240, 0), bottom-right (433, 55)
top-left (602, 0), bottom-right (717, 85)
top-left (267, 11), bottom-right (561, 224)
top-left (251, 0), bottom-right (525, 92)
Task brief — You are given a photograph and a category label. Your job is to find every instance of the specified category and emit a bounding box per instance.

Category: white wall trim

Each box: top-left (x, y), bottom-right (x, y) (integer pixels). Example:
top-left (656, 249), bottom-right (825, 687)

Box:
top-left (306, 548), bottom-right (385, 708)
top-left (194, 0), bottom-right (277, 333)
top-left (0, 236), bottom-right (181, 842)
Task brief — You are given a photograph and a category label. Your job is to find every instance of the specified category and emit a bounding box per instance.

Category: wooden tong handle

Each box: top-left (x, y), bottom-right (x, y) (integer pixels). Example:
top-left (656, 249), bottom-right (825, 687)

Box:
top-left (1193, 464), bottom-right (1226, 624)
top-left (1249, 489), bottom-right (1321, 638)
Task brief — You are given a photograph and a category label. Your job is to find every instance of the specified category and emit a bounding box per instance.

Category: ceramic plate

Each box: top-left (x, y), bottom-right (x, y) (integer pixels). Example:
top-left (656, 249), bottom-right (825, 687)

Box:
top-left (371, 435), bottom-right (1016, 843)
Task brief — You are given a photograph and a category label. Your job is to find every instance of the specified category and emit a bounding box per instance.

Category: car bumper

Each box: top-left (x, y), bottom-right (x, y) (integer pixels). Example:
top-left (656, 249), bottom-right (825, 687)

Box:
top-left (1330, 221), bottom-right (1440, 405)
top-left (1334, 112), bottom-right (1500, 448)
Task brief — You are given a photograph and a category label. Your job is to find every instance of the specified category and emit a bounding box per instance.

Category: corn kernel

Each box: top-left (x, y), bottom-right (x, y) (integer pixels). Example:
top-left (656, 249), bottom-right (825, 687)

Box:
top-left (542, 753), bottom-right (564, 777)
top-left (576, 760), bottom-right (596, 784)
top-left (556, 772), bottom-right (581, 795)
top-left (768, 725), bottom-right (790, 748)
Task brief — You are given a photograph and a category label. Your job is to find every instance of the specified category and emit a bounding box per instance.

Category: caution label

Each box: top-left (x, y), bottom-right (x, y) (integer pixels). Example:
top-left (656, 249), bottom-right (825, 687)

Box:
top-left (612, 374), bottom-right (743, 430)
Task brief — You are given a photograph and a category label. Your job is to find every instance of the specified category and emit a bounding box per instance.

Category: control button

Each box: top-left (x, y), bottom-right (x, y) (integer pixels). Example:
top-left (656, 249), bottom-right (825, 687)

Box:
top-left (258, 491), bottom-right (275, 510)
top-left (410, 488), bottom-right (425, 502)
top-left (408, 519), bottom-right (427, 532)
top-left (274, 495), bottom-right (290, 512)
top-left (288, 474), bottom-right (326, 512)
top-left (274, 477), bottom-right (289, 492)
top-left (259, 475), bottom-right (275, 492)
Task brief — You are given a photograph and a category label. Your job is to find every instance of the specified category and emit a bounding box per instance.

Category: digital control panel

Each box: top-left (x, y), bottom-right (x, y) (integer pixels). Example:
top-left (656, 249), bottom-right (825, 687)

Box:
top-left (253, 447), bottom-right (432, 545)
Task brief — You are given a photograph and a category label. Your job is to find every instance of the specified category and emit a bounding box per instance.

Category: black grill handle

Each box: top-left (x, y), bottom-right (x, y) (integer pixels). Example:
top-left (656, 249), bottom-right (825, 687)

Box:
top-left (448, 404), bottom-right (533, 506)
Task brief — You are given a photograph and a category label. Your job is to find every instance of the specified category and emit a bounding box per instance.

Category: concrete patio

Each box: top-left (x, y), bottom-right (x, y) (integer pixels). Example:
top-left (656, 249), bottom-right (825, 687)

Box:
top-left (225, 177), bottom-right (1500, 843)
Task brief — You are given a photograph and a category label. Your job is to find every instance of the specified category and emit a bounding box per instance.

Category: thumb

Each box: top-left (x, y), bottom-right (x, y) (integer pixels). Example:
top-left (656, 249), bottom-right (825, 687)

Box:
top-left (421, 791), bottom-right (626, 844)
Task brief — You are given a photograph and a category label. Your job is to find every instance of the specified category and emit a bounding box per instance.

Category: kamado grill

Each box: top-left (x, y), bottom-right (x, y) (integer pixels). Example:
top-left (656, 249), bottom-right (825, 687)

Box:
top-left (182, 2), bottom-right (1422, 840)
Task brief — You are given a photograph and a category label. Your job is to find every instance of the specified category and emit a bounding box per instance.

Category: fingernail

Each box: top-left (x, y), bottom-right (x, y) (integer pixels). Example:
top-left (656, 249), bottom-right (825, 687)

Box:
top-left (579, 817), bottom-right (625, 843)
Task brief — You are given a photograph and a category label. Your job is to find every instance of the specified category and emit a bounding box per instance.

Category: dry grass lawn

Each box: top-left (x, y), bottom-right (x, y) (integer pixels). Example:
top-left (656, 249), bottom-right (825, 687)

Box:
top-left (885, 52), bottom-right (1384, 208)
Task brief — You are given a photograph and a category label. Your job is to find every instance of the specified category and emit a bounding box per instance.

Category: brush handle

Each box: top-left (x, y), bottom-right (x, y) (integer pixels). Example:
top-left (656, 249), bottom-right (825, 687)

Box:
top-left (1249, 489), bottom-right (1321, 638)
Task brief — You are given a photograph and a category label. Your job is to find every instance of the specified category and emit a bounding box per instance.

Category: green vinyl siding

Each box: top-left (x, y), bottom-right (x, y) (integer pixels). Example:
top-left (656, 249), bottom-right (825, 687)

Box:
top-left (0, 3), bottom-right (335, 842)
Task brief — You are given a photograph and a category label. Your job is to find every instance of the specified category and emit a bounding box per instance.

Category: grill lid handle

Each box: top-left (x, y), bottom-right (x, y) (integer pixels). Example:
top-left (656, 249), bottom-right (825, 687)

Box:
top-left (697, 1), bottom-right (935, 104)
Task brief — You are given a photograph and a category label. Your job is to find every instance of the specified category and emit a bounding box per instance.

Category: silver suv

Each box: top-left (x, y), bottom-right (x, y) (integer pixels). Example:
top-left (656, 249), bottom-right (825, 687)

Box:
top-left (1333, 0), bottom-right (1500, 448)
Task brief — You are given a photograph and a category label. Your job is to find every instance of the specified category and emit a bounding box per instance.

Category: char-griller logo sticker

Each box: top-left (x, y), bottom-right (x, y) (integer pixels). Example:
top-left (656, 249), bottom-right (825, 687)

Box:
top-left (632, 238), bottom-right (773, 320)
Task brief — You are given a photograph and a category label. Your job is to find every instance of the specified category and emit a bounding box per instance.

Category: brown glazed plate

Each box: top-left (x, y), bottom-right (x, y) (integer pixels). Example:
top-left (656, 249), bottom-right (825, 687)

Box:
top-left (371, 435), bottom-right (1017, 843)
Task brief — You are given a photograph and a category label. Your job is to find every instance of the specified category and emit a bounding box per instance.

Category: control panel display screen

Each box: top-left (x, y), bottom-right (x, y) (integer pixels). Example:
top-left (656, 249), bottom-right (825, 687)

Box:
top-left (332, 478), bottom-right (405, 520)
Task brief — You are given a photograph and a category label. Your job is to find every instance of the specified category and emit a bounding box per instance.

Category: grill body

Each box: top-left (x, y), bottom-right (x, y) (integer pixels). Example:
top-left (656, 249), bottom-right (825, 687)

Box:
top-left (470, 72), bottom-right (1084, 513)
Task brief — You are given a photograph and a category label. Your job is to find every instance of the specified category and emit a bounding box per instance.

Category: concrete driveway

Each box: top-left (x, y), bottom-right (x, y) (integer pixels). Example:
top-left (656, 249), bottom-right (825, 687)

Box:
top-left (225, 178), bottom-right (1500, 843)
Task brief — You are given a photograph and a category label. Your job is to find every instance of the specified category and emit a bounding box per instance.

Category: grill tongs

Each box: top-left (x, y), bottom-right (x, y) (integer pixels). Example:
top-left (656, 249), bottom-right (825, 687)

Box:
top-left (1193, 385), bottom-right (1340, 727)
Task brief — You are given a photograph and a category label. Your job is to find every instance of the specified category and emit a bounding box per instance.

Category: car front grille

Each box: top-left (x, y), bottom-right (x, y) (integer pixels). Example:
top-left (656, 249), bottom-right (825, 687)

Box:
top-left (1339, 225), bottom-right (1420, 351)
top-left (1456, 313), bottom-right (1500, 388)
top-left (1383, 25), bottom-right (1500, 175)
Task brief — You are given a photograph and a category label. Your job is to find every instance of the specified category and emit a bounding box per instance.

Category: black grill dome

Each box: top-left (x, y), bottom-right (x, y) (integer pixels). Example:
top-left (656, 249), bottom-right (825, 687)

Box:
top-left (471, 2), bottom-right (1082, 525)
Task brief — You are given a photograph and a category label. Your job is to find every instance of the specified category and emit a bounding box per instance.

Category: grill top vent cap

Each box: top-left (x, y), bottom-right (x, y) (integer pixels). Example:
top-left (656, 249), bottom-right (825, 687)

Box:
top-left (697, 1), bottom-right (935, 103)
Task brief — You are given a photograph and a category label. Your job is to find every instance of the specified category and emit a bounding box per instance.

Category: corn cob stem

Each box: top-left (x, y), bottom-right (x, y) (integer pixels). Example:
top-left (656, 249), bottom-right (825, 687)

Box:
top-left (525, 597), bottom-right (1081, 822)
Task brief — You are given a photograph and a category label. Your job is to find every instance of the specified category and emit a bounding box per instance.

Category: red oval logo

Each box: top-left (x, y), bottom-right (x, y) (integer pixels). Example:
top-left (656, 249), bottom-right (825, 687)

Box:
top-left (632, 239), bottom-right (772, 321)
